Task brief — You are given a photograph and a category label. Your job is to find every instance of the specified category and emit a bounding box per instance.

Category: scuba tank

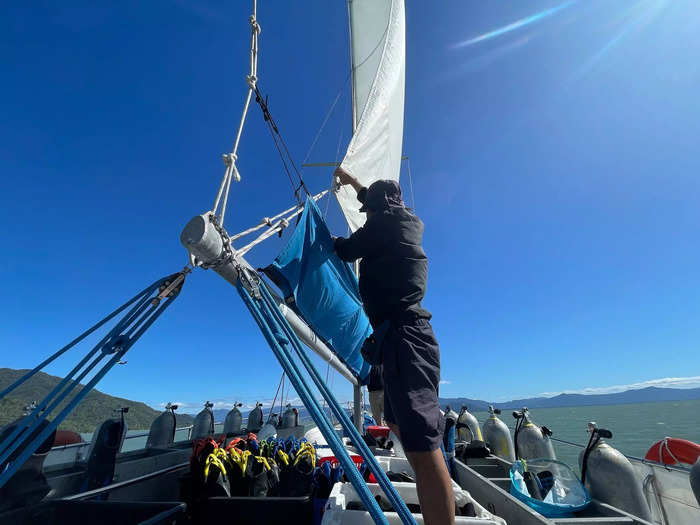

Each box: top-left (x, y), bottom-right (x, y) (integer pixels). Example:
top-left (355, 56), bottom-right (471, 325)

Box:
top-left (483, 405), bottom-right (515, 461)
top-left (258, 419), bottom-right (278, 441)
top-left (246, 402), bottom-right (264, 433)
top-left (223, 402), bottom-right (244, 435)
top-left (280, 404), bottom-right (298, 429)
top-left (512, 408), bottom-right (556, 460)
top-left (146, 402), bottom-right (177, 448)
top-left (84, 408), bottom-right (128, 491)
top-left (691, 457), bottom-right (700, 506)
top-left (579, 423), bottom-right (652, 521)
top-left (457, 405), bottom-right (483, 443)
top-left (191, 401), bottom-right (215, 439)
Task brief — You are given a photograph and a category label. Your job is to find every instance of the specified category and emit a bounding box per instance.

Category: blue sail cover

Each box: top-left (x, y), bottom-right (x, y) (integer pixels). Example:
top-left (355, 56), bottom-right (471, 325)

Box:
top-left (266, 198), bottom-right (371, 382)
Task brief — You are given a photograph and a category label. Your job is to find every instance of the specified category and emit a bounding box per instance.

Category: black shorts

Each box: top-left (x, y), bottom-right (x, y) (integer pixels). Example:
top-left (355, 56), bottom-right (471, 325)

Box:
top-left (382, 317), bottom-right (442, 452)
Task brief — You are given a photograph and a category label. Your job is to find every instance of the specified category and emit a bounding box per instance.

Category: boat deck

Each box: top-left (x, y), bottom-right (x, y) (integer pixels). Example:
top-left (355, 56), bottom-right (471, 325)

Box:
top-left (456, 455), bottom-right (656, 525)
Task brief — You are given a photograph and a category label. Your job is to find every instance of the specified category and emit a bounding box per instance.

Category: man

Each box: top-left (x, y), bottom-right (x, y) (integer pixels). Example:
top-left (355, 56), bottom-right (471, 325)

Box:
top-left (367, 364), bottom-right (384, 426)
top-left (333, 167), bottom-right (455, 525)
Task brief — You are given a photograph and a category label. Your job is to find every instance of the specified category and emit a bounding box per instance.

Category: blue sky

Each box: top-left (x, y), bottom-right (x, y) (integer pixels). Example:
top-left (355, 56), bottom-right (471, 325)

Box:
top-left (2, 0), bottom-right (700, 413)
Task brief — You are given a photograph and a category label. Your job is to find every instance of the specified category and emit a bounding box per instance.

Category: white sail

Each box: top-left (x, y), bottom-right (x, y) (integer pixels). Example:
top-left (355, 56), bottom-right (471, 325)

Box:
top-left (337, 0), bottom-right (406, 232)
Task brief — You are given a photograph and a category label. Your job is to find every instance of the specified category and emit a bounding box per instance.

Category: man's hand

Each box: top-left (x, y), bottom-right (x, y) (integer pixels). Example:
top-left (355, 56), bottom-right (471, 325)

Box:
top-left (334, 166), bottom-right (364, 193)
top-left (334, 166), bottom-right (355, 186)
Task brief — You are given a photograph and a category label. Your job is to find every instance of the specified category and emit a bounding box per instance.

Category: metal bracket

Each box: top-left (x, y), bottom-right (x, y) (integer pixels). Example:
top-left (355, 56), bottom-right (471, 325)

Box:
top-left (236, 259), bottom-right (261, 300)
top-left (152, 268), bottom-right (190, 307)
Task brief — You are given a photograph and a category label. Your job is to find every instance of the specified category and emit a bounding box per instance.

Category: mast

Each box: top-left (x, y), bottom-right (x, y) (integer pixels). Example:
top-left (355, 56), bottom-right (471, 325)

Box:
top-left (347, 0), bottom-right (358, 135)
top-left (347, 0), bottom-right (364, 433)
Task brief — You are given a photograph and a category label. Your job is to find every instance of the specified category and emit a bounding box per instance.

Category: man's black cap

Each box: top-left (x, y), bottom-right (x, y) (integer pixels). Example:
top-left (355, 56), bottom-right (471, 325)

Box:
top-left (359, 179), bottom-right (404, 212)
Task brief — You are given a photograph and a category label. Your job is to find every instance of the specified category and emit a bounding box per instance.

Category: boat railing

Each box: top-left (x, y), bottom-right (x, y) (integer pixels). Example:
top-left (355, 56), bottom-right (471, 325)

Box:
top-left (64, 461), bottom-right (189, 501)
top-left (549, 436), bottom-right (692, 474)
top-left (45, 424), bottom-right (196, 470)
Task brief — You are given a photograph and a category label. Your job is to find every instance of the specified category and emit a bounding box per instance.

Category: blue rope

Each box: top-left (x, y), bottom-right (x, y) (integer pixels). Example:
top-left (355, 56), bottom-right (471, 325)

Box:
top-left (0, 282), bottom-right (158, 401)
top-left (259, 284), bottom-right (418, 524)
top-left (0, 284), bottom-right (159, 470)
top-left (236, 281), bottom-right (390, 525)
top-left (0, 272), bottom-right (185, 490)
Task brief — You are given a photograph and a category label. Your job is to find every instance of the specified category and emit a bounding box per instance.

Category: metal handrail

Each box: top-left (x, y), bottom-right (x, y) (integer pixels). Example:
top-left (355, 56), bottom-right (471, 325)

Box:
top-left (64, 461), bottom-right (189, 500)
top-left (49, 424), bottom-right (196, 452)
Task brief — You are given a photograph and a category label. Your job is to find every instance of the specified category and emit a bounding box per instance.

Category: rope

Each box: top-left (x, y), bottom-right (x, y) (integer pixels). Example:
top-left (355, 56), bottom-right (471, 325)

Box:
top-left (233, 190), bottom-right (327, 256)
top-left (230, 201), bottom-right (301, 242)
top-left (279, 373), bottom-right (285, 419)
top-left (302, 85), bottom-right (347, 167)
top-left (212, 0), bottom-right (261, 227)
top-left (661, 438), bottom-right (681, 465)
top-left (268, 372), bottom-right (285, 423)
top-left (0, 269), bottom-right (187, 490)
top-left (321, 362), bottom-right (331, 414)
top-left (405, 156), bottom-right (416, 210)
top-left (253, 85), bottom-right (311, 204)
top-left (256, 282), bottom-right (418, 524)
top-left (235, 280), bottom-right (392, 525)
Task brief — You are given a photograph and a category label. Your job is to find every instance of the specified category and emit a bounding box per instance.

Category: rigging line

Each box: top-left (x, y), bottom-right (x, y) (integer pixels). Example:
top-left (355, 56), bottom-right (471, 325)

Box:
top-left (234, 190), bottom-right (327, 255)
top-left (302, 82), bottom-right (348, 167)
top-left (350, 4), bottom-right (392, 74)
top-left (268, 371), bottom-right (285, 423)
top-left (279, 373), bottom-right (285, 416)
top-left (322, 362), bottom-right (331, 413)
top-left (405, 157), bottom-right (416, 210)
top-left (262, 111), bottom-right (300, 202)
top-left (325, 92), bottom-right (350, 219)
top-left (254, 86), bottom-right (310, 201)
top-left (213, 0), bottom-right (261, 224)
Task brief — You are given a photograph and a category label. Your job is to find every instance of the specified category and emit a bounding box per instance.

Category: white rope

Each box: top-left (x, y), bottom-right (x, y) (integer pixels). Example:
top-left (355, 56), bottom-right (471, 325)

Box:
top-left (234, 190), bottom-right (328, 256)
top-left (230, 202), bottom-right (301, 241)
top-left (212, 0), bottom-right (261, 226)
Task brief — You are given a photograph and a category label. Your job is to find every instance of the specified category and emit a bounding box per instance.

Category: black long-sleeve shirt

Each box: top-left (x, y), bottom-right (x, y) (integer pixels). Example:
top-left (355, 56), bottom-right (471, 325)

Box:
top-left (334, 188), bottom-right (430, 328)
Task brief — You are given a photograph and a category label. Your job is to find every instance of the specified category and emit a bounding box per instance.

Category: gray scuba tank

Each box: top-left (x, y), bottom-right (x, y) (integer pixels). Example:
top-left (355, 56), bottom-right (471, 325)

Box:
top-left (280, 404), bottom-right (298, 429)
top-left (513, 408), bottom-right (556, 460)
top-left (457, 405), bottom-right (483, 443)
top-left (246, 402), bottom-right (264, 433)
top-left (578, 423), bottom-right (652, 521)
top-left (146, 402), bottom-right (177, 448)
top-left (223, 402), bottom-right (243, 435)
top-left (445, 405), bottom-right (459, 434)
top-left (191, 401), bottom-right (214, 439)
top-left (691, 457), bottom-right (700, 506)
top-left (84, 408), bottom-right (128, 491)
top-left (483, 405), bottom-right (515, 461)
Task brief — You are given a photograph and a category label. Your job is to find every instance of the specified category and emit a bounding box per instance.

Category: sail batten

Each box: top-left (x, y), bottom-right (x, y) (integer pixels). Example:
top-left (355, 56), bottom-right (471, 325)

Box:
top-left (338, 0), bottom-right (406, 232)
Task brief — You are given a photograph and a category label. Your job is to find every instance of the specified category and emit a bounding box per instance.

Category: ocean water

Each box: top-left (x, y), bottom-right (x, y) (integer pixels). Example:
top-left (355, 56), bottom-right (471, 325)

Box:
top-left (472, 399), bottom-right (700, 471)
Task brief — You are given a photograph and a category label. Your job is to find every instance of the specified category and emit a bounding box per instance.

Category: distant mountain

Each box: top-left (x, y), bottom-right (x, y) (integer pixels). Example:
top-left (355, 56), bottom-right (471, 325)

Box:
top-left (438, 398), bottom-right (491, 412)
top-left (0, 368), bottom-right (193, 433)
top-left (440, 386), bottom-right (700, 412)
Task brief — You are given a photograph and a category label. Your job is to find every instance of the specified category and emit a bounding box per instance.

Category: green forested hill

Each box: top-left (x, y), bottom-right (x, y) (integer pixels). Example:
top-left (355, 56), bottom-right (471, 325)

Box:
top-left (0, 368), bottom-right (193, 433)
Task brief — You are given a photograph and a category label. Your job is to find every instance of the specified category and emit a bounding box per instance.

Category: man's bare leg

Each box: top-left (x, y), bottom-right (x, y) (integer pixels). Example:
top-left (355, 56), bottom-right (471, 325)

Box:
top-left (369, 390), bottom-right (384, 426)
top-left (387, 423), bottom-right (455, 525)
